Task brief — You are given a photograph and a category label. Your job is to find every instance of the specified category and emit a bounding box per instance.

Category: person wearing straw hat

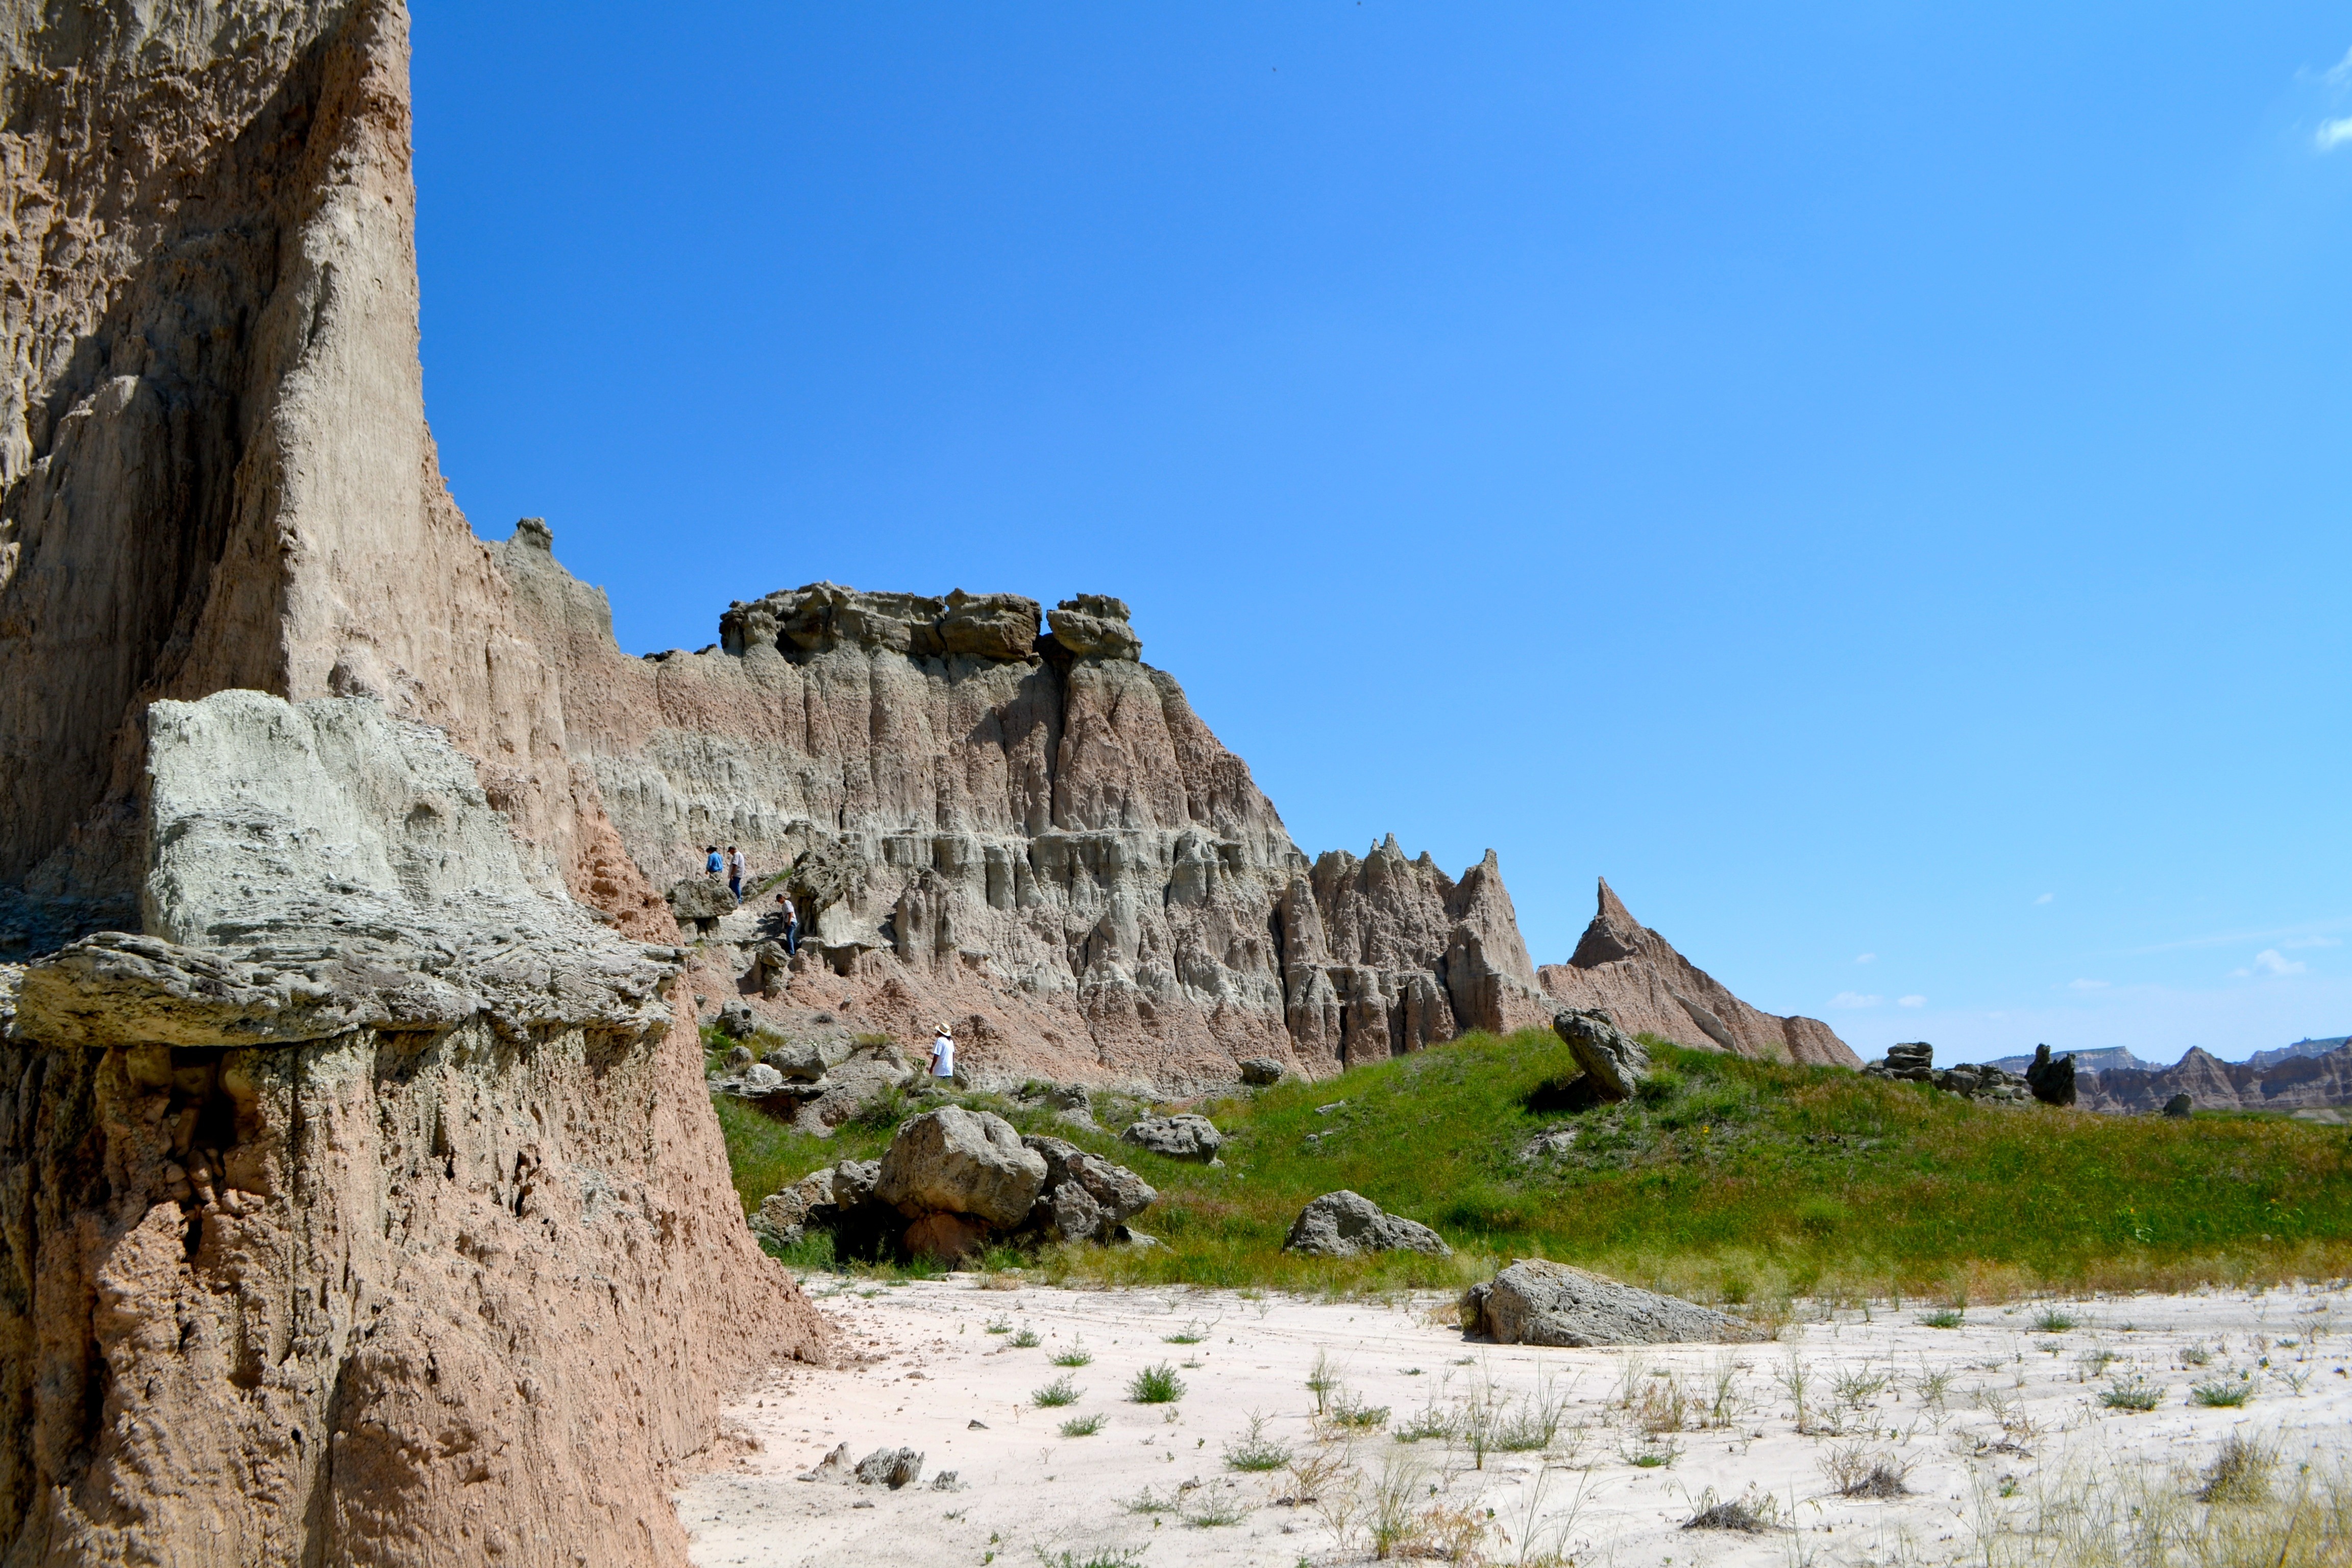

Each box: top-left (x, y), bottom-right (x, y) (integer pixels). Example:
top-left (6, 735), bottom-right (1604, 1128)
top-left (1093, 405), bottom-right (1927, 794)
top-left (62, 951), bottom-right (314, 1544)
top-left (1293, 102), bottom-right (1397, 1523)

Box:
top-left (928, 1021), bottom-right (956, 1083)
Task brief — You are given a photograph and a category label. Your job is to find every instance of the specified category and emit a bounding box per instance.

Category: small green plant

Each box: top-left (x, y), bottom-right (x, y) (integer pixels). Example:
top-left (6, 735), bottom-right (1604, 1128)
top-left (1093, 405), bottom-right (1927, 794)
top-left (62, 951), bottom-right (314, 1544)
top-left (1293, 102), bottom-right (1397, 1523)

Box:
top-left (1822, 1443), bottom-right (1911, 1498)
top-left (1367, 1452), bottom-right (1429, 1559)
top-left (1921, 1309), bottom-right (1965, 1329)
top-left (1130, 1362), bottom-right (1186, 1404)
top-left (1912, 1363), bottom-right (1955, 1409)
top-left (2034, 1308), bottom-right (2078, 1333)
top-left (1121, 1486), bottom-right (1179, 1514)
top-left (1624, 1437), bottom-right (1682, 1467)
top-left (1326, 1391), bottom-right (1390, 1431)
top-left (1058, 1412), bottom-right (1107, 1437)
top-left (1832, 1366), bottom-right (1889, 1408)
top-left (2190, 1378), bottom-right (2252, 1408)
top-left (984, 1315), bottom-right (1013, 1335)
top-left (1306, 1349), bottom-right (1340, 1415)
top-left (1163, 1322), bottom-right (1207, 1345)
top-left (2180, 1344), bottom-right (2212, 1366)
top-left (1050, 1341), bottom-right (1094, 1368)
top-left (1391, 1401), bottom-right (1455, 1443)
top-left (1034, 1551), bottom-right (1146, 1568)
top-left (1010, 1327), bottom-right (1041, 1348)
top-left (1034, 1375), bottom-right (1082, 1408)
top-left (1223, 1413), bottom-right (1291, 1472)
top-left (1186, 1493), bottom-right (1248, 1528)
top-left (2100, 1375), bottom-right (2161, 1412)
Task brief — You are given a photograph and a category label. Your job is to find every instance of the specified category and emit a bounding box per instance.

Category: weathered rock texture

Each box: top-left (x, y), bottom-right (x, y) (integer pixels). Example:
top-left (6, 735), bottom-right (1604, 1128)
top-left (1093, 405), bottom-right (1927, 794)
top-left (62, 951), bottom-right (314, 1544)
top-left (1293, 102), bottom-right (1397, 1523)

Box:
top-left (1, 691), bottom-right (825, 1564)
top-left (1282, 1190), bottom-right (1451, 1258)
top-left (1461, 1258), bottom-right (1765, 1347)
top-left (0, 0), bottom-right (668, 953)
top-left (2066, 1045), bottom-right (2352, 1116)
top-left (1540, 880), bottom-right (1856, 1068)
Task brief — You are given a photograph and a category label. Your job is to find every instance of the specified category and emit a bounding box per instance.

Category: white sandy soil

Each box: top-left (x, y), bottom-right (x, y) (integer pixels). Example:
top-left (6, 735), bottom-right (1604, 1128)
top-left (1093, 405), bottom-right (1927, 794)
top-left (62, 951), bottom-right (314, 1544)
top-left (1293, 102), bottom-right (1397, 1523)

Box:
top-left (677, 1277), bottom-right (2352, 1566)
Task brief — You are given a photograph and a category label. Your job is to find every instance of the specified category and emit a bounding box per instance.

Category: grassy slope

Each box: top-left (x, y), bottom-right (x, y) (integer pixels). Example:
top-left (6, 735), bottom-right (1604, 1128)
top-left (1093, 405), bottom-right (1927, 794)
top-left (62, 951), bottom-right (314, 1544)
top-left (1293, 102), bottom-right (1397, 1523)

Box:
top-left (717, 1030), bottom-right (2352, 1305)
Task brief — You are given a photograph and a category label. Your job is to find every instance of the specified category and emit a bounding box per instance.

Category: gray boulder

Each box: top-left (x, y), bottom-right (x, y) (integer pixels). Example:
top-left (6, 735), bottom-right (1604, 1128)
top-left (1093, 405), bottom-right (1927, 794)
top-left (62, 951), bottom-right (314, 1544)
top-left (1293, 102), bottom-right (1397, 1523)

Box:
top-left (873, 1107), bottom-right (1047, 1226)
top-left (760, 1035), bottom-right (829, 1082)
top-left (1282, 1190), bottom-right (1450, 1259)
top-left (668, 877), bottom-right (732, 931)
top-left (1866, 1041), bottom-right (1934, 1083)
top-left (1046, 594), bottom-right (1142, 659)
top-left (2026, 1044), bottom-right (2077, 1107)
top-left (1121, 1113), bottom-right (1224, 1164)
top-left (854, 1448), bottom-right (924, 1488)
top-left (2163, 1093), bottom-right (2193, 1119)
top-left (1022, 1135), bottom-right (1156, 1243)
top-left (1237, 1056), bottom-right (1287, 1087)
top-left (750, 1166), bottom-right (837, 1249)
top-left (715, 999), bottom-right (757, 1038)
top-left (1934, 1061), bottom-right (2031, 1104)
top-left (1552, 1009), bottom-right (1649, 1102)
top-left (742, 1063), bottom-right (784, 1093)
top-left (831, 1159), bottom-right (881, 1209)
top-left (1462, 1258), bottom-right (1765, 1347)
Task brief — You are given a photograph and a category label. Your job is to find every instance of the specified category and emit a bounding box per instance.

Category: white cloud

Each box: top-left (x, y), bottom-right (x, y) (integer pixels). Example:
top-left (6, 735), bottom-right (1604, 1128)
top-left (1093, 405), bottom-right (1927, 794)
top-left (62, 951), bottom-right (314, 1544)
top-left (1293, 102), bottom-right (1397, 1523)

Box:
top-left (2329, 45), bottom-right (2352, 87)
top-left (2069, 978), bottom-right (2110, 991)
top-left (2317, 117), bottom-right (2352, 151)
top-left (1830, 991), bottom-right (1882, 1009)
top-left (1898, 994), bottom-right (1926, 1008)
top-left (2280, 935), bottom-right (2343, 950)
top-left (2034, 893), bottom-right (2054, 905)
top-left (1855, 952), bottom-right (1877, 965)
top-left (2239, 949), bottom-right (2308, 977)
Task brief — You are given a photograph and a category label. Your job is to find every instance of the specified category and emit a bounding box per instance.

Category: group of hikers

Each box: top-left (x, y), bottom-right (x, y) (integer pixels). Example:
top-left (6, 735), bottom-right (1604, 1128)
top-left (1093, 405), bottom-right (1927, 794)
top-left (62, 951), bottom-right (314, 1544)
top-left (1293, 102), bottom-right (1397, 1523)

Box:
top-left (698, 842), bottom-right (960, 1081)
top-left (702, 843), bottom-right (800, 956)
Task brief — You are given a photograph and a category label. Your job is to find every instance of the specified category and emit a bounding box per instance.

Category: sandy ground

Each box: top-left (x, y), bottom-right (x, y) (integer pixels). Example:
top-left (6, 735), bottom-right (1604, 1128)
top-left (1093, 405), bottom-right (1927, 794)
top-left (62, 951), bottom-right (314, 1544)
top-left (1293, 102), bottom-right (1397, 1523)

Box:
top-left (676, 1276), bottom-right (2352, 1566)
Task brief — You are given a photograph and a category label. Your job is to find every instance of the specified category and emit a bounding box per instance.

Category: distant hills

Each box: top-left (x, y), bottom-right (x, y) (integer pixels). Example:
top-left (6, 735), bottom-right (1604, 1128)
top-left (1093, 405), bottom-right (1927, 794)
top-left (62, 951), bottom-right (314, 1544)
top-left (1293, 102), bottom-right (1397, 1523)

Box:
top-left (1969, 1036), bottom-right (2352, 1115)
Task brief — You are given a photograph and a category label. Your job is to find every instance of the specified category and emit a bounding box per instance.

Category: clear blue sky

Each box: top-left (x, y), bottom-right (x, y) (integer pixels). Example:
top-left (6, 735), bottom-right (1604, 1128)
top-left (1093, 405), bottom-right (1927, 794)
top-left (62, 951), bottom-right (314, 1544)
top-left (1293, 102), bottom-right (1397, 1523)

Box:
top-left (411, 3), bottom-right (2352, 1065)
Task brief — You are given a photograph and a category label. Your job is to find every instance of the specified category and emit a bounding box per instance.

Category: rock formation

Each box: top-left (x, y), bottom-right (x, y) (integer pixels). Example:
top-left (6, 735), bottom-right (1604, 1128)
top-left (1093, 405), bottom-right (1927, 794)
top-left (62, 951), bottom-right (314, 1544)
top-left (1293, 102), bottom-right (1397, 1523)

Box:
top-left (1281, 1190), bottom-right (1451, 1259)
top-left (1462, 1259), bottom-right (1766, 1347)
top-left (2067, 1042), bottom-right (2352, 1116)
top-left (1540, 880), bottom-right (1856, 1067)
top-left (2, 690), bottom-right (822, 1563)
top-left (0, 0), bottom-right (669, 954)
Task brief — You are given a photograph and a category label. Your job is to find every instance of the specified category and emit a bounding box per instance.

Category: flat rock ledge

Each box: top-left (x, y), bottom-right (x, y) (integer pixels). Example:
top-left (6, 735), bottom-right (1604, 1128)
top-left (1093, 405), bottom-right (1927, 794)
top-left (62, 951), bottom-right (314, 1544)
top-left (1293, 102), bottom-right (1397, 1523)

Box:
top-left (1462, 1258), bottom-right (1766, 1346)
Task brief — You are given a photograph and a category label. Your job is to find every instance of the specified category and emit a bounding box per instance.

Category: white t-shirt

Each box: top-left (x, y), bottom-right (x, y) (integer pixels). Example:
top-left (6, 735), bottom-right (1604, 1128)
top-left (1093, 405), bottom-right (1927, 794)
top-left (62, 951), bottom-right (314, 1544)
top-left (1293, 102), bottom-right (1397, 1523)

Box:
top-left (930, 1035), bottom-right (955, 1076)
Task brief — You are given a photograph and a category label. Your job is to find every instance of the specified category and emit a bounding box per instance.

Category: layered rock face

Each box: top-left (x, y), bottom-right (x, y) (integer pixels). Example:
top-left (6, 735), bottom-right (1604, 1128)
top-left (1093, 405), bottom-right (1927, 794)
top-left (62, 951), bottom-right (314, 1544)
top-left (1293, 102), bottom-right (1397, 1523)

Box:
top-left (1540, 880), bottom-right (1857, 1067)
top-left (0, 0), bottom-right (666, 952)
top-left (1, 691), bottom-right (823, 1564)
top-left (2070, 1043), bottom-right (2352, 1116)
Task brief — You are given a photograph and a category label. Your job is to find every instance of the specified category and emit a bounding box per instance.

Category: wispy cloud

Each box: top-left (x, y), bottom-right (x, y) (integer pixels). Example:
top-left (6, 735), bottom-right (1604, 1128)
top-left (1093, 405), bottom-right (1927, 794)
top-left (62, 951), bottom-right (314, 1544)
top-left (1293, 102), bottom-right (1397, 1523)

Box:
top-left (2034, 893), bottom-right (2054, 905)
top-left (1830, 991), bottom-right (1882, 1009)
top-left (2231, 949), bottom-right (2308, 978)
top-left (2280, 935), bottom-right (2343, 951)
top-left (2123, 918), bottom-right (2352, 957)
top-left (2329, 45), bottom-right (2352, 87)
top-left (1854, 952), bottom-right (1877, 965)
top-left (1898, 994), bottom-right (1926, 1008)
top-left (2069, 978), bottom-right (2110, 991)
top-left (2317, 117), bottom-right (2352, 151)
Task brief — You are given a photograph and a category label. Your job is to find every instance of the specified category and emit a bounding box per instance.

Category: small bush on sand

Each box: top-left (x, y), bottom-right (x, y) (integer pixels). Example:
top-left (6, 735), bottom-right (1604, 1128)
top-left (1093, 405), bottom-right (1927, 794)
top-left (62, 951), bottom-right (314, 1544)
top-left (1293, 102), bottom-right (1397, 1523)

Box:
top-left (1129, 1363), bottom-right (1185, 1404)
top-left (1034, 1375), bottom-right (1081, 1408)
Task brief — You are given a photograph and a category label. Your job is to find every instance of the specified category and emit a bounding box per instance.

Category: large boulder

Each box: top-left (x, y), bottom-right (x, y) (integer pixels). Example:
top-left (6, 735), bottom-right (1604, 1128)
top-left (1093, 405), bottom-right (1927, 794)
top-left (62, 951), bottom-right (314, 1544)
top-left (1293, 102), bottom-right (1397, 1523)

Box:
top-left (1552, 1009), bottom-right (1649, 1102)
top-left (1238, 1056), bottom-right (1287, 1086)
top-left (1022, 1135), bottom-right (1156, 1243)
top-left (1462, 1259), bottom-right (1765, 1346)
top-left (667, 877), bottom-right (732, 930)
top-left (751, 1167), bottom-right (838, 1250)
top-left (1282, 1190), bottom-right (1450, 1258)
top-left (873, 1107), bottom-right (1047, 1226)
top-left (2026, 1044), bottom-right (2077, 1108)
top-left (1121, 1113), bottom-right (1224, 1164)
top-left (1866, 1041), bottom-right (1933, 1083)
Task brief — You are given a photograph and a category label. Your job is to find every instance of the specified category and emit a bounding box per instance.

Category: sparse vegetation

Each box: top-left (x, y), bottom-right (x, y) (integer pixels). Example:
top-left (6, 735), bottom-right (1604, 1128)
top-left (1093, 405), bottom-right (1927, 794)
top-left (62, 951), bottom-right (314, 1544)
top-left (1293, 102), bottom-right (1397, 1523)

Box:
top-left (2191, 1378), bottom-right (2253, 1408)
top-left (2197, 1434), bottom-right (2277, 1504)
top-left (1048, 1342), bottom-right (1093, 1368)
top-left (1057, 1412), bottom-right (1106, 1437)
top-left (1824, 1444), bottom-right (1912, 1497)
top-left (1033, 1375), bottom-right (1081, 1407)
top-left (1010, 1327), bottom-right (1041, 1348)
top-left (1129, 1363), bottom-right (1185, 1404)
top-left (1222, 1413), bottom-right (1291, 1472)
top-left (717, 1030), bottom-right (2352, 1298)
top-left (2101, 1375), bottom-right (2163, 1412)
top-left (1922, 1308), bottom-right (1966, 1329)
top-left (2035, 1308), bottom-right (2079, 1333)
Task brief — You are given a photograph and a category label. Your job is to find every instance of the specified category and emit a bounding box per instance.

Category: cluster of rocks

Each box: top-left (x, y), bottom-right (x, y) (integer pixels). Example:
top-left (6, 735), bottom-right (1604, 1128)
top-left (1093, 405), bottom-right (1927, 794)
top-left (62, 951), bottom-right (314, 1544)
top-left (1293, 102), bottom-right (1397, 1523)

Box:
top-left (753, 1106), bottom-right (1162, 1263)
top-left (800, 1442), bottom-right (959, 1492)
top-left (1862, 1041), bottom-right (2070, 1107)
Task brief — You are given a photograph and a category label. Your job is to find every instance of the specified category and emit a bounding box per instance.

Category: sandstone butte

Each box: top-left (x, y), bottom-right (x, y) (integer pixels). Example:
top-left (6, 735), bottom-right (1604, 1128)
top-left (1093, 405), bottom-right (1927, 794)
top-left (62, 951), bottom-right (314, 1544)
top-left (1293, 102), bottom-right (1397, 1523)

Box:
top-left (0, 2), bottom-right (1854, 1562)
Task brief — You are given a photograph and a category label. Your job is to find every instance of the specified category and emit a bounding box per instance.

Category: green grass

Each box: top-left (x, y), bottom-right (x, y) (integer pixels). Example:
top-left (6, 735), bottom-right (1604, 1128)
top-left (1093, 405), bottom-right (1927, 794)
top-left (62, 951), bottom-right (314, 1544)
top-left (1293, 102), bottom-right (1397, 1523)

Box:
top-left (713, 1028), bottom-right (2352, 1303)
top-left (1921, 1309), bottom-right (1966, 1329)
top-left (2191, 1378), bottom-right (2253, 1407)
top-left (1049, 1344), bottom-right (1093, 1367)
top-left (1058, 1413), bottom-right (1107, 1437)
top-left (1034, 1375), bottom-right (1082, 1407)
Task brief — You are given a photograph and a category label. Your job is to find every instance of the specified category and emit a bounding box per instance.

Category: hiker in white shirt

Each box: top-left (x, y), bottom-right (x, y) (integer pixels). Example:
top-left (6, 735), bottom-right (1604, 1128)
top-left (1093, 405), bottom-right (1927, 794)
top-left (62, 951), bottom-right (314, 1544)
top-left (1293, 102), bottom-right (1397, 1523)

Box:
top-left (929, 1023), bottom-right (955, 1082)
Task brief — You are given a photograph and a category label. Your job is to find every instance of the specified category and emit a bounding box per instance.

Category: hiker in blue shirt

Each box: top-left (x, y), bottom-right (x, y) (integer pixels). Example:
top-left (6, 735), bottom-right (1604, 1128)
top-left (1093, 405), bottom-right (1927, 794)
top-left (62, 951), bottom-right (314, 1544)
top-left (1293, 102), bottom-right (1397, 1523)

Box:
top-left (704, 845), bottom-right (722, 876)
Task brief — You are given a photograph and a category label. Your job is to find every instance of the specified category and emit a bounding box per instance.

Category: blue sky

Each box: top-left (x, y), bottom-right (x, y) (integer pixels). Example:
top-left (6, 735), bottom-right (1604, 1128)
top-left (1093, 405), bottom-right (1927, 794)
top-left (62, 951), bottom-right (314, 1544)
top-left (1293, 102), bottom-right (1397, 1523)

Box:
top-left (410, 4), bottom-right (2352, 1065)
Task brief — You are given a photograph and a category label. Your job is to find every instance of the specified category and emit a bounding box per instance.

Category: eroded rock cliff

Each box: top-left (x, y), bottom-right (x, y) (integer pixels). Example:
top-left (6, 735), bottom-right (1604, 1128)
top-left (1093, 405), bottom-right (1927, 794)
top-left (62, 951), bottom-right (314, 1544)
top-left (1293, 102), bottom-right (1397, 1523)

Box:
top-left (0, 0), bottom-right (666, 952)
top-left (1, 691), bottom-right (823, 1564)
top-left (1540, 879), bottom-right (1856, 1067)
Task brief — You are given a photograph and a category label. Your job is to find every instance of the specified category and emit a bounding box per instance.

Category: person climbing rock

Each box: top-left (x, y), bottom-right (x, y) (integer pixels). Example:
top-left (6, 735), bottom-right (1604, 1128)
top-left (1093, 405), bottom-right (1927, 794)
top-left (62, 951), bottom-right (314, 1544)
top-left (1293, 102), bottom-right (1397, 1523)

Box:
top-left (704, 845), bottom-right (722, 877)
top-left (777, 891), bottom-right (798, 955)
top-left (929, 1021), bottom-right (956, 1084)
top-left (727, 844), bottom-right (745, 904)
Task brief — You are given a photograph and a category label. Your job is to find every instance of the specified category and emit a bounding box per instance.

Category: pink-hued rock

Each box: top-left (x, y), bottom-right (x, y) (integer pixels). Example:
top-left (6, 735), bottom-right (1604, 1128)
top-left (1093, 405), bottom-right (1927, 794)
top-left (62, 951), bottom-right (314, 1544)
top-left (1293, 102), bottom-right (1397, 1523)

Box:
top-left (1539, 880), bottom-right (1858, 1068)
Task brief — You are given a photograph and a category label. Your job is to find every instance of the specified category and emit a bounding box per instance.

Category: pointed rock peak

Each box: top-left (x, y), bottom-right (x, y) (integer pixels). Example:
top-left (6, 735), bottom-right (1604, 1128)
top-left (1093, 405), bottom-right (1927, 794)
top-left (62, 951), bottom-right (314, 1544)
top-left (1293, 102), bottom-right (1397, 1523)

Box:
top-left (1595, 876), bottom-right (1637, 932)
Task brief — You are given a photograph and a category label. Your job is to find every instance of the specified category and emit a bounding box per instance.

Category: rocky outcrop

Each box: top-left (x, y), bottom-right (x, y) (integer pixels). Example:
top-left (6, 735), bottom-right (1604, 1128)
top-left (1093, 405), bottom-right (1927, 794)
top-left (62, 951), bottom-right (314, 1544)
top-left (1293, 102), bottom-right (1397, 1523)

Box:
top-left (1282, 1190), bottom-right (1451, 1258)
top-left (1540, 880), bottom-right (1857, 1068)
top-left (2066, 1043), bottom-right (2352, 1116)
top-left (1461, 1259), bottom-right (1765, 1346)
top-left (873, 1107), bottom-right (1047, 1227)
top-left (1, 691), bottom-right (823, 1565)
top-left (1553, 1009), bottom-right (1651, 1101)
top-left (1021, 1135), bottom-right (1156, 1243)
top-left (2026, 1044), bottom-right (2077, 1107)
top-left (1121, 1113), bottom-right (1226, 1164)
top-left (0, 2), bottom-right (668, 952)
